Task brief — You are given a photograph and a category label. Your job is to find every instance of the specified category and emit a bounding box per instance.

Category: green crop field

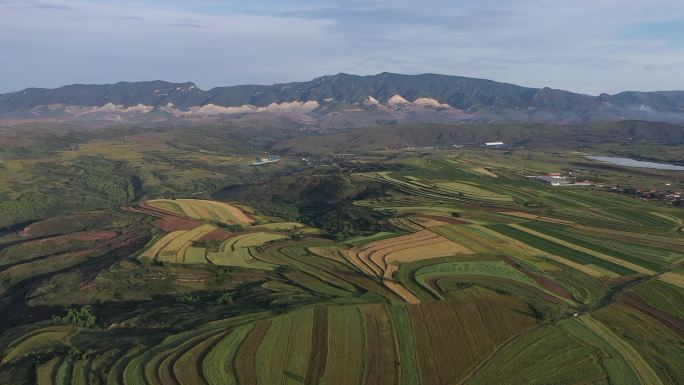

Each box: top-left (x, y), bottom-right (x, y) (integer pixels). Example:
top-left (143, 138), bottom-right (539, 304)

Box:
top-left (521, 221), bottom-right (667, 271)
top-left (470, 325), bottom-right (607, 385)
top-left (255, 309), bottom-right (314, 385)
top-left (203, 325), bottom-right (253, 385)
top-left (486, 223), bottom-right (638, 276)
top-left (321, 306), bottom-right (365, 385)
top-left (414, 260), bottom-right (539, 298)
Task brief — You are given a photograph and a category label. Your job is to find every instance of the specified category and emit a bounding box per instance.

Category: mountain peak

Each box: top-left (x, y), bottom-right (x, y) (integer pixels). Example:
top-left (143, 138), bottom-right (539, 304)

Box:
top-left (1, 73), bottom-right (683, 123)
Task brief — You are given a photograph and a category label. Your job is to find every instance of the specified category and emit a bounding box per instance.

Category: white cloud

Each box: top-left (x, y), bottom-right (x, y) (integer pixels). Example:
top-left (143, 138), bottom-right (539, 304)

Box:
top-left (0, 0), bottom-right (683, 94)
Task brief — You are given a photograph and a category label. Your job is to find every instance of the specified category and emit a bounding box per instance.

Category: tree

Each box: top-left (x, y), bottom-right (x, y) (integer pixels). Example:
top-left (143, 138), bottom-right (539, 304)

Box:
top-left (288, 226), bottom-right (304, 240)
top-left (53, 306), bottom-right (97, 328)
top-left (176, 294), bottom-right (200, 304)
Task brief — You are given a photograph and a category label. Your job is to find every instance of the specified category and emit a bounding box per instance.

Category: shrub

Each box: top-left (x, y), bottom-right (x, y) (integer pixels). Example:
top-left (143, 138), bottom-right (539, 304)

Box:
top-left (53, 306), bottom-right (97, 328)
top-left (176, 294), bottom-right (200, 304)
top-left (216, 292), bottom-right (234, 305)
top-left (218, 223), bottom-right (244, 232)
top-left (288, 226), bottom-right (304, 240)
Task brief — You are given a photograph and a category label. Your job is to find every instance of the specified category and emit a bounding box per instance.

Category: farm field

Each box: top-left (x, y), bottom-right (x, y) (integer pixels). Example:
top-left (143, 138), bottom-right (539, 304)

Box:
top-left (147, 199), bottom-right (255, 225)
top-left (1, 143), bottom-right (683, 385)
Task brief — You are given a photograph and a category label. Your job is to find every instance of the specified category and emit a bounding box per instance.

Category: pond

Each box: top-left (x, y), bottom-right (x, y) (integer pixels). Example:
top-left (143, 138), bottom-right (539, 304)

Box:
top-left (587, 156), bottom-right (684, 171)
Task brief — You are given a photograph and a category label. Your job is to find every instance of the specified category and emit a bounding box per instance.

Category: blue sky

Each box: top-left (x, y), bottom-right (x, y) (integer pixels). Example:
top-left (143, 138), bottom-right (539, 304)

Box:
top-left (1, 0), bottom-right (683, 94)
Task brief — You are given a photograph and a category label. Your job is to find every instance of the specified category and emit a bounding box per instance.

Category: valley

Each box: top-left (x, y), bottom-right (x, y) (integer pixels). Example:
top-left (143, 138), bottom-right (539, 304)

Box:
top-left (3, 0), bottom-right (684, 382)
top-left (0, 121), bottom-right (682, 384)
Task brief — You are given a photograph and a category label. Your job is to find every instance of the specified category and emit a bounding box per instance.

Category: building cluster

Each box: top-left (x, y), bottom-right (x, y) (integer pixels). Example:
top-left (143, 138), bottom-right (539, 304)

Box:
top-left (532, 173), bottom-right (592, 187)
top-left (531, 173), bottom-right (683, 207)
top-left (605, 186), bottom-right (683, 206)
top-left (251, 154), bottom-right (281, 166)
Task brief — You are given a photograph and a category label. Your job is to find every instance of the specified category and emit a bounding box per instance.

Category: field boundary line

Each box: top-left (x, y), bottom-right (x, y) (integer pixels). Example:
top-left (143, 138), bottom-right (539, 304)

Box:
top-left (474, 225), bottom-right (607, 278)
top-left (578, 316), bottom-right (663, 385)
top-left (509, 224), bottom-right (654, 275)
top-left (657, 272), bottom-right (684, 289)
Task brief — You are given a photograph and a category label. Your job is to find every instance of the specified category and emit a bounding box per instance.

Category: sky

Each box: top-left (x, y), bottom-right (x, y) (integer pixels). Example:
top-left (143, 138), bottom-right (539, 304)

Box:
top-left (1, 0), bottom-right (684, 94)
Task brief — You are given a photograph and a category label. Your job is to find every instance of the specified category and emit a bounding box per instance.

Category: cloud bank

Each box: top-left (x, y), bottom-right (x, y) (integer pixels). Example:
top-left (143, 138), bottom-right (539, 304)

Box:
top-left (1, 0), bottom-right (683, 94)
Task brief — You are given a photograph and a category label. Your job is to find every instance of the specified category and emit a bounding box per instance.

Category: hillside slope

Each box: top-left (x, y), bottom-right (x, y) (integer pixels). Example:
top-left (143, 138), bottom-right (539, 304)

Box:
top-left (2, 73), bottom-right (684, 123)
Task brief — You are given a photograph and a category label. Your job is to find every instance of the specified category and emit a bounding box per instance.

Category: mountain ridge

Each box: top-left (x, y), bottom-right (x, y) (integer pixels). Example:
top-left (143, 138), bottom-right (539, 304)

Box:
top-left (2, 72), bottom-right (684, 123)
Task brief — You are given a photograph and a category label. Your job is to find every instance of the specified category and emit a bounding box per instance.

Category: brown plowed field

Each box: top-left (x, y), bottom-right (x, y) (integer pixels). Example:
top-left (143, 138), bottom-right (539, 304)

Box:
top-left (501, 256), bottom-right (574, 301)
top-left (408, 295), bottom-right (537, 385)
top-left (196, 228), bottom-right (233, 242)
top-left (305, 306), bottom-right (329, 385)
top-left (235, 319), bottom-right (272, 385)
top-left (360, 304), bottom-right (397, 385)
top-left (152, 216), bottom-right (203, 232)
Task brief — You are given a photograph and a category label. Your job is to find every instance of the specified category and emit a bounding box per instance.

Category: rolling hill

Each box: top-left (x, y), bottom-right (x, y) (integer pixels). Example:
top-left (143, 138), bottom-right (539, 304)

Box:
top-left (2, 73), bottom-right (684, 123)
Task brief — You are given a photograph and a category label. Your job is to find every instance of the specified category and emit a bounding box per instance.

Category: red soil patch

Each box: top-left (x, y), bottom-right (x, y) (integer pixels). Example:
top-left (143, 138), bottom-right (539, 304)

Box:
top-left (501, 256), bottom-right (574, 301)
top-left (525, 272), bottom-right (573, 301)
top-left (19, 230), bottom-right (119, 248)
top-left (196, 228), bottom-right (233, 242)
top-left (152, 216), bottom-right (203, 232)
top-left (419, 215), bottom-right (470, 224)
top-left (622, 293), bottom-right (684, 338)
top-left (71, 230), bottom-right (119, 242)
top-left (127, 203), bottom-right (204, 231)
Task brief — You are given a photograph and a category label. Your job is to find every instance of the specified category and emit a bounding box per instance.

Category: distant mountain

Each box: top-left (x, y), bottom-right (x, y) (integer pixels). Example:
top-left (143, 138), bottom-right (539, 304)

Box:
top-left (1, 73), bottom-right (684, 124)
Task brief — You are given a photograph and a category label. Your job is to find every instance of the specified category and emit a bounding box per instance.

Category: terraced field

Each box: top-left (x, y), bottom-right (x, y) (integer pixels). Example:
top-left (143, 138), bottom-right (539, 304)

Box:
top-left (486, 223), bottom-right (638, 276)
top-left (414, 260), bottom-right (541, 297)
top-left (6, 297), bottom-right (530, 385)
top-left (140, 224), bottom-right (218, 263)
top-left (343, 230), bottom-right (474, 303)
top-left (1, 152), bottom-right (682, 385)
top-left (147, 199), bottom-right (254, 225)
top-left (137, 200), bottom-right (297, 269)
top-left (359, 170), bottom-right (520, 211)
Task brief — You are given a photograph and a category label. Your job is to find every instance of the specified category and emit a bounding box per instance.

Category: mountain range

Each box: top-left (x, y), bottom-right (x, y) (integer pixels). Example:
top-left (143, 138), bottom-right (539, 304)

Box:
top-left (2, 73), bottom-right (684, 124)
